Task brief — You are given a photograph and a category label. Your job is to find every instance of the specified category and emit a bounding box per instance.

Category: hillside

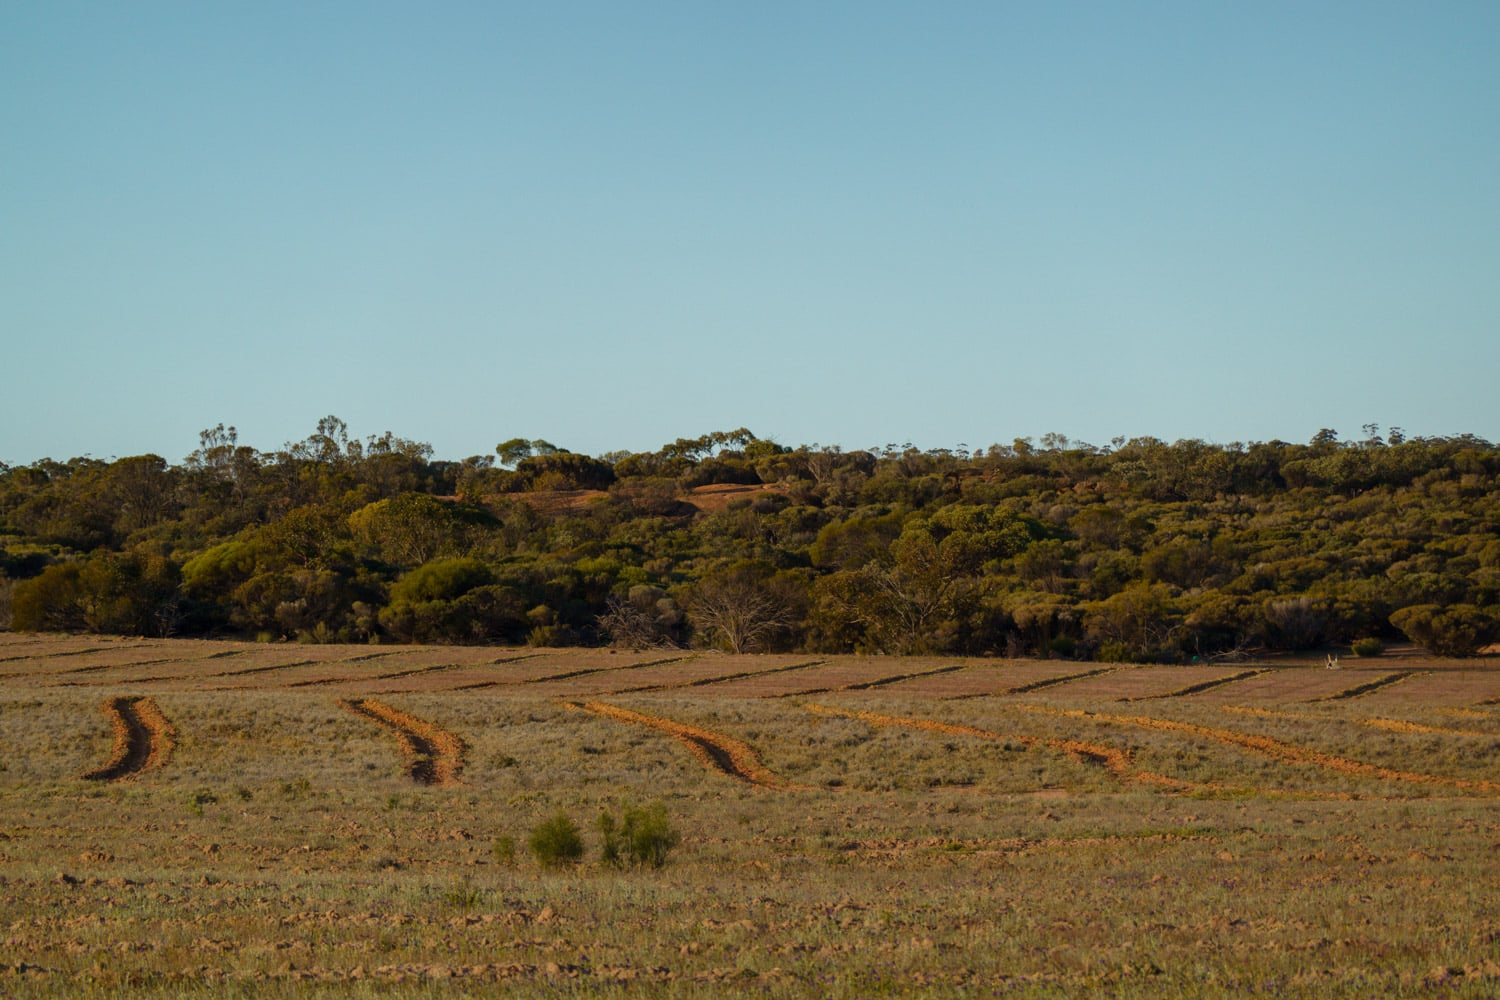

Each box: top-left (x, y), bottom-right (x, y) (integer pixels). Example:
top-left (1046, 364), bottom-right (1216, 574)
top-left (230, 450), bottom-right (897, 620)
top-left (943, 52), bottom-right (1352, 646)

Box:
top-left (2, 422), bottom-right (1497, 660)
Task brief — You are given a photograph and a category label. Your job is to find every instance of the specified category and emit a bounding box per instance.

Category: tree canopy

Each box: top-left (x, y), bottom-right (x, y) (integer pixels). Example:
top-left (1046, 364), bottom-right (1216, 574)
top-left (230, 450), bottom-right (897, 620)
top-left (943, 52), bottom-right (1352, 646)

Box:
top-left (2, 420), bottom-right (1497, 659)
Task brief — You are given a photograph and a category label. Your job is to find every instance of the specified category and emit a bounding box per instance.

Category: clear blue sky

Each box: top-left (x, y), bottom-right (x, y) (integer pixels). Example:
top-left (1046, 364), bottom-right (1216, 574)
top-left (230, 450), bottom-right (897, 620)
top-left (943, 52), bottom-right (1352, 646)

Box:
top-left (3, 2), bottom-right (1497, 465)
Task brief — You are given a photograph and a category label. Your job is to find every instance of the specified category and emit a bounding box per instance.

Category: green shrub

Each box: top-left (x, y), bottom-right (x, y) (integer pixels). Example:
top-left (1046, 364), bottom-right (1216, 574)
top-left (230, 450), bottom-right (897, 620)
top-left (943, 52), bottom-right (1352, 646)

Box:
top-left (185, 788), bottom-right (218, 817)
top-left (491, 834), bottom-right (516, 866)
top-left (444, 880), bottom-right (484, 911)
top-left (597, 811), bottom-right (622, 867)
top-left (1390, 604), bottom-right (1500, 658)
top-left (1350, 637), bottom-right (1384, 657)
top-left (528, 812), bottom-right (585, 868)
top-left (10, 563), bottom-right (85, 631)
top-left (526, 624), bottom-right (579, 647)
top-left (597, 802), bottom-right (680, 869)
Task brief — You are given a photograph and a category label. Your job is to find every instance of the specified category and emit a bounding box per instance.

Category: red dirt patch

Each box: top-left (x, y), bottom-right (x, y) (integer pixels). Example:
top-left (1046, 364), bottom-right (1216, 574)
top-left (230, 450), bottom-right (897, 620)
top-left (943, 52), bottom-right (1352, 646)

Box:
top-left (683, 483), bottom-right (786, 513)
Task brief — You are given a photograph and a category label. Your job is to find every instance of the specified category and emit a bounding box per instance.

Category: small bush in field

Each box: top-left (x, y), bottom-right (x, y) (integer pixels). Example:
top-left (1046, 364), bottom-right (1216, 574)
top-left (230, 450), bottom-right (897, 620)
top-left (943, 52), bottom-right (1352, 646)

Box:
top-left (598, 802), bottom-right (681, 869)
top-left (491, 834), bottom-right (516, 866)
top-left (1350, 637), bottom-right (1385, 657)
top-left (1095, 640), bottom-right (1135, 663)
top-left (528, 812), bottom-right (584, 868)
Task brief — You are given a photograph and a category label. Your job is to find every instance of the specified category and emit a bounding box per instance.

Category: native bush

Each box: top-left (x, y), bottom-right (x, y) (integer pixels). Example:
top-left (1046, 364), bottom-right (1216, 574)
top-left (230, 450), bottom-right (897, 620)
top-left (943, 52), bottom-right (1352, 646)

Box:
top-left (1390, 604), bottom-right (1500, 657)
top-left (1350, 637), bottom-right (1385, 657)
top-left (597, 802), bottom-right (681, 869)
top-left (528, 811), bottom-right (585, 868)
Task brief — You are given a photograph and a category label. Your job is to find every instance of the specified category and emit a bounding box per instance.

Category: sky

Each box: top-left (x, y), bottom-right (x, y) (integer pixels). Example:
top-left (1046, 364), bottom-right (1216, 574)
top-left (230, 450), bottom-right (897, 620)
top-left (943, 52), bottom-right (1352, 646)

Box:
top-left (3, 2), bottom-right (1497, 466)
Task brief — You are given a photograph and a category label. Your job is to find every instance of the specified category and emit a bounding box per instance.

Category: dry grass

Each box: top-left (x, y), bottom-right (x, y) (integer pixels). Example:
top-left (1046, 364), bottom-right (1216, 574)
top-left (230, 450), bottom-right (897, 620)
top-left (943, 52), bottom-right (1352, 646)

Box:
top-left (1, 633), bottom-right (1498, 997)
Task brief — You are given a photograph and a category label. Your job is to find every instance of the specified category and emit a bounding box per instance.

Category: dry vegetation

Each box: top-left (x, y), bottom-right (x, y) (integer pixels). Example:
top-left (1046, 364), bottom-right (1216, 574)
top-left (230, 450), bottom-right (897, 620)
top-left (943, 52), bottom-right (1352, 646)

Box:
top-left (2, 633), bottom-right (1499, 997)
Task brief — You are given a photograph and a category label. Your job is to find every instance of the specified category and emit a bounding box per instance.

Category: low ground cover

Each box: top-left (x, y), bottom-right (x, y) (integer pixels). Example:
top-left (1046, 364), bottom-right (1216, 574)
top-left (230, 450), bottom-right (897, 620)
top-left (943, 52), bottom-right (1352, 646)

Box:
top-left (1, 633), bottom-right (1497, 997)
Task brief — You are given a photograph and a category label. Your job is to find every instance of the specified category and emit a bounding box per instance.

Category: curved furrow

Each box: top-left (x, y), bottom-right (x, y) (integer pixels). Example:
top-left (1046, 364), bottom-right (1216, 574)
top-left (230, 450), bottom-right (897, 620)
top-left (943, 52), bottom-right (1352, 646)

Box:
top-left (570, 701), bottom-right (807, 790)
top-left (339, 699), bottom-right (466, 786)
top-left (1225, 705), bottom-right (1495, 739)
top-left (805, 703), bottom-right (1197, 792)
top-left (80, 697), bottom-right (175, 781)
top-left (1022, 704), bottom-right (1500, 793)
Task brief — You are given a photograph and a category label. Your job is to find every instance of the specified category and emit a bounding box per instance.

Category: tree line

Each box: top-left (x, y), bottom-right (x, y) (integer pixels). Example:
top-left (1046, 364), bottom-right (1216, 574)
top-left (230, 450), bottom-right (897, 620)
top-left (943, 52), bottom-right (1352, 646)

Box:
top-left (2, 418), bottom-right (1497, 659)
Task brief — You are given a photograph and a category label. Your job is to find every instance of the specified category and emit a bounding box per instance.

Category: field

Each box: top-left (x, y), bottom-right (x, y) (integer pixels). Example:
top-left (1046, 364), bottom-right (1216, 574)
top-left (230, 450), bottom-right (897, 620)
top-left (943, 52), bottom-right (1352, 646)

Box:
top-left (2, 633), bottom-right (1498, 998)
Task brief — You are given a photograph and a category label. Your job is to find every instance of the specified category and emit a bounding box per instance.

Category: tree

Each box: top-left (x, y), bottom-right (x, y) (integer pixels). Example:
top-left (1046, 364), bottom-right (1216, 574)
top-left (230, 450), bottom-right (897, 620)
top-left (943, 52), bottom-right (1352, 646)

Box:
top-left (184, 424), bottom-right (249, 484)
top-left (1261, 596), bottom-right (1330, 650)
top-left (108, 455), bottom-right (176, 534)
top-left (513, 452), bottom-right (616, 491)
top-left (13, 553), bottom-right (181, 636)
top-left (377, 557), bottom-right (528, 643)
top-left (596, 585), bottom-right (684, 649)
top-left (78, 552), bottom-right (183, 636)
top-left (286, 415), bottom-right (357, 466)
top-left (1005, 592), bottom-right (1080, 657)
top-left (1390, 604), bottom-right (1500, 657)
top-left (685, 562), bottom-right (797, 653)
top-left (1082, 582), bottom-right (1182, 661)
top-left (809, 512), bottom-right (905, 571)
top-left (258, 504), bottom-right (350, 569)
top-left (496, 438), bottom-right (534, 468)
top-left (810, 520), bottom-right (988, 655)
top-left (349, 493), bottom-right (463, 566)
top-left (11, 562), bottom-right (86, 631)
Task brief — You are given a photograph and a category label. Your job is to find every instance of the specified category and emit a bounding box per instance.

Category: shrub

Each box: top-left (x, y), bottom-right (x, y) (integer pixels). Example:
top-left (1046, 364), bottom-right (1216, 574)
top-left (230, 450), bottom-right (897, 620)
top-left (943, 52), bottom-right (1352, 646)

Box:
top-left (526, 624), bottom-right (579, 647)
top-left (10, 563), bottom-right (85, 631)
top-left (1390, 604), bottom-right (1500, 658)
top-left (597, 802), bottom-right (680, 869)
top-left (444, 880), bottom-right (484, 911)
top-left (597, 812), bottom-right (621, 867)
top-left (491, 835), bottom-right (516, 866)
top-left (1262, 595), bottom-right (1330, 650)
top-left (1350, 637), bottom-right (1385, 658)
top-left (388, 557), bottom-right (493, 604)
top-left (528, 812), bottom-right (585, 868)
top-left (185, 788), bottom-right (218, 817)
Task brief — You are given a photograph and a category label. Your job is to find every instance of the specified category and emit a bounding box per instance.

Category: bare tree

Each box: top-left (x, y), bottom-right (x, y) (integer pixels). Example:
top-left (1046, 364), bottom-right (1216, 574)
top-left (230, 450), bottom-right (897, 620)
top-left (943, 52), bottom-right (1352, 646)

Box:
top-left (686, 564), bottom-right (796, 654)
top-left (596, 586), bottom-right (683, 649)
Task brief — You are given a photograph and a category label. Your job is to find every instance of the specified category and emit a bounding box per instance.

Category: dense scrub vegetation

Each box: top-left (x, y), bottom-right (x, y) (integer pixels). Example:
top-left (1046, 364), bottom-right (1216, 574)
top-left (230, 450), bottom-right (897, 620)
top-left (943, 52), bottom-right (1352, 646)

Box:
top-left (2, 418), bottom-right (1497, 660)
